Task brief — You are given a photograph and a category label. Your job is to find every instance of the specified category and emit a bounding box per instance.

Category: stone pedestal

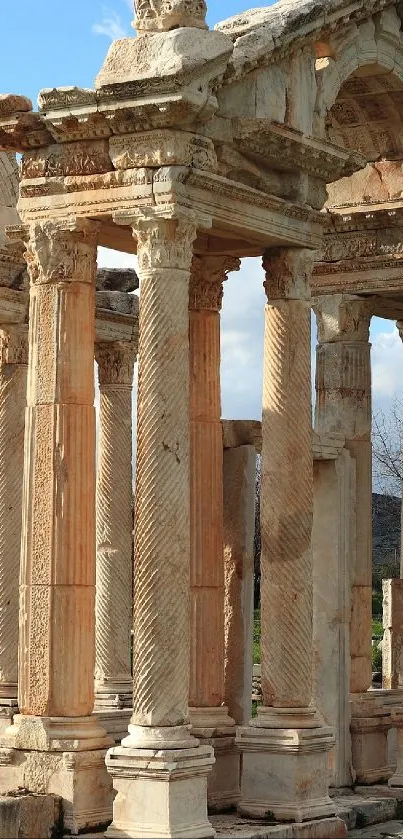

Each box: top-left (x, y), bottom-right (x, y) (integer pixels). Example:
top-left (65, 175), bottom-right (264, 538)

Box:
top-left (188, 255), bottom-right (240, 811)
top-left (94, 340), bottom-right (137, 742)
top-left (0, 220), bottom-right (112, 832)
top-left (350, 690), bottom-right (402, 784)
top-left (383, 579), bottom-right (403, 691)
top-left (105, 212), bottom-right (214, 839)
top-left (238, 249), bottom-right (334, 824)
top-left (0, 325), bottom-right (28, 733)
top-left (223, 443), bottom-right (256, 727)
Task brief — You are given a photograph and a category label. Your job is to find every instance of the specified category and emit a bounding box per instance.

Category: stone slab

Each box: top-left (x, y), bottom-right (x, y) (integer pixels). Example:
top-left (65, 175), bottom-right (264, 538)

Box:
top-left (349, 821), bottom-right (403, 838)
top-left (0, 792), bottom-right (61, 839)
top-left (210, 816), bottom-right (346, 838)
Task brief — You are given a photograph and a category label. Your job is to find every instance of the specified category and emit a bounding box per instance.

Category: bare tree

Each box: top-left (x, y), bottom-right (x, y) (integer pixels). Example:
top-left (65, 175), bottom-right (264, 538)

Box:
top-left (372, 399), bottom-right (402, 496)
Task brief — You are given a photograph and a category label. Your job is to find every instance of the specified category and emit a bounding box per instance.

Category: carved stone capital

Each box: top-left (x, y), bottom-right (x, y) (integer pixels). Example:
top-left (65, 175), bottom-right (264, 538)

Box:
top-left (189, 255), bottom-right (241, 311)
top-left (24, 218), bottom-right (100, 286)
top-left (131, 211), bottom-right (198, 275)
top-left (134, 0), bottom-right (207, 33)
top-left (95, 341), bottom-right (136, 387)
top-left (313, 294), bottom-right (371, 344)
top-left (262, 248), bottom-right (314, 301)
top-left (0, 326), bottom-right (28, 366)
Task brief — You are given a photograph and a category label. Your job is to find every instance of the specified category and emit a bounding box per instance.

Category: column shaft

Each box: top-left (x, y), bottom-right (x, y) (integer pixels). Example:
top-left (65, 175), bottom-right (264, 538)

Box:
top-left (18, 219), bottom-right (99, 718)
top-left (0, 327), bottom-right (27, 709)
top-left (131, 215), bottom-right (197, 729)
top-left (261, 254), bottom-right (313, 709)
top-left (95, 342), bottom-right (136, 709)
top-left (314, 295), bottom-right (372, 694)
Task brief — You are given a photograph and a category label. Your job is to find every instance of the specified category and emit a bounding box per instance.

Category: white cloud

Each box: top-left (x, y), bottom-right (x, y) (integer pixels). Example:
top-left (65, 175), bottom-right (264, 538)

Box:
top-left (371, 324), bottom-right (403, 401)
top-left (92, 8), bottom-right (129, 40)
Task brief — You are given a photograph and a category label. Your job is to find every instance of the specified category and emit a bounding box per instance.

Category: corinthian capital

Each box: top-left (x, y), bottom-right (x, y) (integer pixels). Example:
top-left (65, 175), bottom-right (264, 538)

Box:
top-left (189, 255), bottom-right (241, 311)
top-left (313, 294), bottom-right (372, 344)
top-left (96, 341), bottom-right (137, 387)
top-left (129, 211), bottom-right (198, 275)
top-left (24, 218), bottom-right (100, 286)
top-left (263, 248), bottom-right (314, 301)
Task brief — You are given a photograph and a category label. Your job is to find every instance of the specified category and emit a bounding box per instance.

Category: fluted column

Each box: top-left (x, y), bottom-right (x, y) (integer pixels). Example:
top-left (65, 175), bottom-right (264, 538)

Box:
top-left (314, 294), bottom-right (372, 694)
top-left (106, 211), bottom-right (214, 839)
top-left (188, 255), bottom-right (240, 810)
top-left (237, 249), bottom-right (335, 825)
top-left (3, 218), bottom-right (110, 747)
top-left (94, 341), bottom-right (136, 725)
top-left (0, 326), bottom-right (27, 729)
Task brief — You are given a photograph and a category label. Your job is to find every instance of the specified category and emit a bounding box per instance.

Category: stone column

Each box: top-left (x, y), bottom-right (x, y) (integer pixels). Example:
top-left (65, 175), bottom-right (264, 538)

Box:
top-left (188, 255), bottom-right (239, 810)
top-left (0, 220), bottom-right (112, 835)
top-left (94, 340), bottom-right (137, 741)
top-left (0, 325), bottom-right (28, 733)
top-left (106, 211), bottom-right (214, 839)
top-left (237, 249), bottom-right (336, 827)
top-left (223, 442), bottom-right (256, 727)
top-left (397, 322), bottom-right (403, 580)
top-left (314, 294), bottom-right (372, 694)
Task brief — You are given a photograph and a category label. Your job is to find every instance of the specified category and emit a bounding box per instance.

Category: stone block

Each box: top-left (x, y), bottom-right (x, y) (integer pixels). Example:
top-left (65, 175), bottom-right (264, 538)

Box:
top-left (0, 792), bottom-right (61, 839)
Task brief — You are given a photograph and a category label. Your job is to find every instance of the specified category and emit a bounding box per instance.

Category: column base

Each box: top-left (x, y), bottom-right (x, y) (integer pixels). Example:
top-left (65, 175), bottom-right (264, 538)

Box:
top-left (350, 690), bottom-right (401, 784)
top-left (94, 708), bottom-right (132, 743)
top-left (95, 679), bottom-right (133, 710)
top-left (189, 706), bottom-right (239, 811)
top-left (0, 714), bottom-right (114, 832)
top-left (106, 724), bottom-right (215, 838)
top-left (236, 706), bottom-right (335, 823)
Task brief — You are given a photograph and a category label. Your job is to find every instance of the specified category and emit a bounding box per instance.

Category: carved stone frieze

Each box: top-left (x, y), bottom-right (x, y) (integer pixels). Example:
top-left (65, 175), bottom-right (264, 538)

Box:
top-left (24, 219), bottom-right (100, 286)
top-left (189, 255), bottom-right (240, 310)
top-left (134, 0), bottom-right (207, 33)
top-left (109, 130), bottom-right (217, 173)
top-left (0, 111), bottom-right (52, 153)
top-left (21, 140), bottom-right (113, 180)
top-left (263, 248), bottom-right (315, 301)
top-left (95, 341), bottom-right (137, 387)
top-left (319, 227), bottom-right (403, 265)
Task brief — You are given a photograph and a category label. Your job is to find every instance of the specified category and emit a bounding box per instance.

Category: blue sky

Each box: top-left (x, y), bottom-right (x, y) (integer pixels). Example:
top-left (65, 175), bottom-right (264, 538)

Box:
top-left (4, 0), bottom-right (402, 423)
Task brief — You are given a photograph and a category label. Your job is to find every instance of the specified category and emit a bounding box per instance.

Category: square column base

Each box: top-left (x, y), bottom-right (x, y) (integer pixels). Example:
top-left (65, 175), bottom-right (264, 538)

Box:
top-left (236, 715), bottom-right (335, 822)
top-left (189, 707), bottom-right (239, 812)
top-left (106, 742), bottom-right (216, 838)
top-left (0, 714), bottom-right (113, 833)
top-left (350, 690), bottom-right (403, 784)
top-left (94, 709), bottom-right (132, 743)
top-left (0, 747), bottom-right (113, 833)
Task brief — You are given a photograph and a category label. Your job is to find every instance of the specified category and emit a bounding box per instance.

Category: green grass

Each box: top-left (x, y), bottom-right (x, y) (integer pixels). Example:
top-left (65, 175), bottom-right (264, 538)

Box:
top-left (253, 609), bottom-right (261, 664)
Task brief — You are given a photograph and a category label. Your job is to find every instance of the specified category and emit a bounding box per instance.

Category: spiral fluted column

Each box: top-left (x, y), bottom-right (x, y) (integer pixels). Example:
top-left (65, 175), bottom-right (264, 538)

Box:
top-left (94, 340), bottom-right (137, 737)
top-left (0, 326), bottom-right (27, 730)
top-left (188, 255), bottom-right (240, 810)
top-left (237, 249), bottom-right (335, 824)
top-left (314, 294), bottom-right (372, 694)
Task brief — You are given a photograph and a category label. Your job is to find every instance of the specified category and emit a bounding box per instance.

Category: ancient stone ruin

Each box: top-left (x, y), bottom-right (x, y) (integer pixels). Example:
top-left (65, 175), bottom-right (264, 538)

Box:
top-left (2, 0), bottom-right (403, 835)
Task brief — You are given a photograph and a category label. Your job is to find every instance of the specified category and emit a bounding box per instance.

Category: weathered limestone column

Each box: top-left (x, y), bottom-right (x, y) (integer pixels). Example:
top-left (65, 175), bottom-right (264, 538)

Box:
top-left (237, 249), bottom-right (336, 827)
top-left (94, 340), bottom-right (137, 741)
top-left (314, 294), bottom-right (372, 694)
top-left (397, 322), bottom-right (403, 579)
top-left (188, 254), bottom-right (239, 810)
top-left (382, 579), bottom-right (403, 691)
top-left (106, 211), bottom-right (214, 839)
top-left (0, 220), bottom-right (113, 834)
top-left (223, 442), bottom-right (256, 727)
top-left (0, 325), bottom-right (28, 732)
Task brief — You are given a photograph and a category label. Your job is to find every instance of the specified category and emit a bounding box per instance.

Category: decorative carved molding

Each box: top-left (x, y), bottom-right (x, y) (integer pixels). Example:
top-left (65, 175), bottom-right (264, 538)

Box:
top-left (110, 130), bottom-right (216, 173)
top-left (24, 219), bottom-right (100, 285)
top-left (263, 248), bottom-right (314, 301)
top-left (189, 255), bottom-right (240, 311)
top-left (95, 341), bottom-right (137, 387)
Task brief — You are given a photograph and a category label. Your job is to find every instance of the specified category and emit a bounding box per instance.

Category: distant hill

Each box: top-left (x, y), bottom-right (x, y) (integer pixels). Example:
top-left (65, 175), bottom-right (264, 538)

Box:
top-left (372, 492), bottom-right (401, 587)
